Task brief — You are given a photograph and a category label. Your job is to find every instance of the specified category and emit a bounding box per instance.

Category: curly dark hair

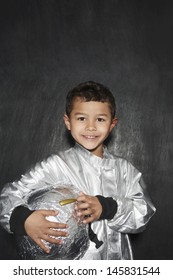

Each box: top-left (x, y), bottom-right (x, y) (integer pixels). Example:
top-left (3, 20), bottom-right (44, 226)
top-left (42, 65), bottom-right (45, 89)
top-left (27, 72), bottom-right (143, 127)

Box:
top-left (65, 81), bottom-right (116, 118)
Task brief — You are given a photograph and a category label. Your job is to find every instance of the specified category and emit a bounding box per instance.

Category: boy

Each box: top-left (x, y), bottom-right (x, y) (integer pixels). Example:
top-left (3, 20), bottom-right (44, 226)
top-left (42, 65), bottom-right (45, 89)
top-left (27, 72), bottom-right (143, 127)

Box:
top-left (0, 81), bottom-right (156, 259)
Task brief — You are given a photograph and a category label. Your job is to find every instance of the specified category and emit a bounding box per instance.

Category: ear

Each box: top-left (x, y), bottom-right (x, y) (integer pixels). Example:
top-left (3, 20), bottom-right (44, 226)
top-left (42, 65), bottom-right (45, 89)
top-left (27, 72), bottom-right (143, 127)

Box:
top-left (109, 117), bottom-right (118, 132)
top-left (63, 114), bottom-right (71, 130)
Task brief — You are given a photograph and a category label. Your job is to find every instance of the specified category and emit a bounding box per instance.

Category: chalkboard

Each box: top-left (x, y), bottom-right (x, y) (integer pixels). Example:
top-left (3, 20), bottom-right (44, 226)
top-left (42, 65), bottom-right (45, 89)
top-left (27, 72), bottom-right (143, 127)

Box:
top-left (0, 0), bottom-right (173, 259)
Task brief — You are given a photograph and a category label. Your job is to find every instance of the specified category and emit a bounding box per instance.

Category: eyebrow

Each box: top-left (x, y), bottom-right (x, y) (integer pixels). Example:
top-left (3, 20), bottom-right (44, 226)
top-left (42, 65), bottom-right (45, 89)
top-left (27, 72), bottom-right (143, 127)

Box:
top-left (74, 113), bottom-right (109, 116)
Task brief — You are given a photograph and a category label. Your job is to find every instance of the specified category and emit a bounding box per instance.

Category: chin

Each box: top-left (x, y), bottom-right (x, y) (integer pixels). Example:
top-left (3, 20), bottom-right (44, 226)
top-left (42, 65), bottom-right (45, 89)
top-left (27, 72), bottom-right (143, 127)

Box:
top-left (81, 144), bottom-right (98, 151)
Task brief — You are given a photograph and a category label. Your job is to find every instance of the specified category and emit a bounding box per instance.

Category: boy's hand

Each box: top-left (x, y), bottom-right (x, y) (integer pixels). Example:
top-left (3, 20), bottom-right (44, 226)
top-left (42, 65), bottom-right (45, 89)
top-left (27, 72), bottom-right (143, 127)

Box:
top-left (75, 193), bottom-right (102, 223)
top-left (24, 210), bottom-right (68, 253)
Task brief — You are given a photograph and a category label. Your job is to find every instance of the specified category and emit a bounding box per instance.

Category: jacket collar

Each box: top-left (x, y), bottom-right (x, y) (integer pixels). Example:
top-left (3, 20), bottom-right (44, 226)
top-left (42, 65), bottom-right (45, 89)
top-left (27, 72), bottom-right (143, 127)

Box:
top-left (73, 143), bottom-right (116, 169)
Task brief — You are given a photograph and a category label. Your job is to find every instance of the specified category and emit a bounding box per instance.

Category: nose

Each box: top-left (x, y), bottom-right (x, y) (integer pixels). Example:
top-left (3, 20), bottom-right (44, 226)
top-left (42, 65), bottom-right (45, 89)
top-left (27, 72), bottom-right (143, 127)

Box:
top-left (85, 120), bottom-right (96, 131)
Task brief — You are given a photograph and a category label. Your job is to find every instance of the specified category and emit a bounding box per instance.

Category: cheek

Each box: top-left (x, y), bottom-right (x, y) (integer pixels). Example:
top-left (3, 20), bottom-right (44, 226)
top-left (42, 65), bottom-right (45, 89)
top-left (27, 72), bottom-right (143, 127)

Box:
top-left (70, 122), bottom-right (82, 133)
top-left (100, 124), bottom-right (112, 132)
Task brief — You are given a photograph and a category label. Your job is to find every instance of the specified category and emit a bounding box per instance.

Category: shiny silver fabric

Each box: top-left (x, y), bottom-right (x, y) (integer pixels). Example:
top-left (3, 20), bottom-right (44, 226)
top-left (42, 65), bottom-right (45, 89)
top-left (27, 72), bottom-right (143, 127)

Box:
top-left (16, 185), bottom-right (89, 260)
top-left (0, 144), bottom-right (156, 259)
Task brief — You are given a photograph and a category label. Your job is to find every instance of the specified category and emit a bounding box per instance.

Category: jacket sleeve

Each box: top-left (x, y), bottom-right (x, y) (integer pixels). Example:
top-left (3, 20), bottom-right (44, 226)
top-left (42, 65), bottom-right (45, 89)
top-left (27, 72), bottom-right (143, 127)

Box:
top-left (0, 155), bottom-right (70, 233)
top-left (108, 161), bottom-right (156, 233)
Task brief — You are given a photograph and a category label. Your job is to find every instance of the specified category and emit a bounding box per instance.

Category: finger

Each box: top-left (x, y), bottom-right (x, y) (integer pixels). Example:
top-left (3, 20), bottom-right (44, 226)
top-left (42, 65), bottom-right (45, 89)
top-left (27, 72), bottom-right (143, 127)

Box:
top-left (83, 215), bottom-right (95, 224)
top-left (40, 209), bottom-right (59, 216)
top-left (47, 228), bottom-right (69, 237)
top-left (76, 195), bottom-right (88, 202)
top-left (77, 208), bottom-right (91, 217)
top-left (46, 221), bottom-right (68, 229)
top-left (35, 238), bottom-right (51, 253)
top-left (76, 202), bottom-right (89, 210)
top-left (79, 192), bottom-right (85, 196)
top-left (43, 234), bottom-right (65, 245)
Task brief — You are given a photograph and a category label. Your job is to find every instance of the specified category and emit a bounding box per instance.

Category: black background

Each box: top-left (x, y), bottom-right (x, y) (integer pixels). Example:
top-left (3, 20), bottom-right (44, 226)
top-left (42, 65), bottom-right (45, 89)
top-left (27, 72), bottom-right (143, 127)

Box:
top-left (0, 0), bottom-right (173, 260)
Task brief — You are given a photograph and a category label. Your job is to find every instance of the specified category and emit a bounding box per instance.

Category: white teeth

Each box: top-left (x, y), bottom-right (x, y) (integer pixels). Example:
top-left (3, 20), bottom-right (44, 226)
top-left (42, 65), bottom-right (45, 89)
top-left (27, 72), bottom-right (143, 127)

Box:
top-left (84, 135), bottom-right (96, 139)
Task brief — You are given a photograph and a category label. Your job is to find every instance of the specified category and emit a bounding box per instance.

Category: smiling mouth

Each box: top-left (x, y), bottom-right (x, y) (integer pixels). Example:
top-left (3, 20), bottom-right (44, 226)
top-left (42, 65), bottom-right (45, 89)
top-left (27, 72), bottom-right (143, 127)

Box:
top-left (82, 135), bottom-right (98, 140)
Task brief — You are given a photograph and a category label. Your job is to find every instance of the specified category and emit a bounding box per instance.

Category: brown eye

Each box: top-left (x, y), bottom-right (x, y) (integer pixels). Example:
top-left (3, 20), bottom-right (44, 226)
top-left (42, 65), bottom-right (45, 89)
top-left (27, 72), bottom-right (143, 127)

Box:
top-left (77, 117), bottom-right (85, 121)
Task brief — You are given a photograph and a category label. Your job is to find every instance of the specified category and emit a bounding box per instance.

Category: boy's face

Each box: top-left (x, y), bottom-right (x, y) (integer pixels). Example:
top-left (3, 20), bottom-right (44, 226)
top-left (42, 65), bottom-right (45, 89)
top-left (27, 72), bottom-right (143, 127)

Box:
top-left (64, 98), bottom-right (118, 157)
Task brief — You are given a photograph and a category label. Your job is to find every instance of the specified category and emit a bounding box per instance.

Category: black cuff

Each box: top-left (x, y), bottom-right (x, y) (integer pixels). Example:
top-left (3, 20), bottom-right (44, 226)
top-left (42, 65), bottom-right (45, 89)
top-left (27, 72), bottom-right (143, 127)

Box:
top-left (96, 195), bottom-right (117, 220)
top-left (10, 205), bottom-right (34, 235)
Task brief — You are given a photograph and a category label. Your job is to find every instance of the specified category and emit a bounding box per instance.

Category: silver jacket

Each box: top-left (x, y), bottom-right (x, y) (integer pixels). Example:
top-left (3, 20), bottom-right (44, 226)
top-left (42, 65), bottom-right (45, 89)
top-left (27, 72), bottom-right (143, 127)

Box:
top-left (0, 144), bottom-right (156, 259)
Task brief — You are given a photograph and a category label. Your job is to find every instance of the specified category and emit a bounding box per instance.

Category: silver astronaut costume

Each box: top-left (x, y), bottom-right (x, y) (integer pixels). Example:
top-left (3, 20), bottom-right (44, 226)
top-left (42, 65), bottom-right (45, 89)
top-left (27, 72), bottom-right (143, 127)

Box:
top-left (0, 144), bottom-right (156, 259)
